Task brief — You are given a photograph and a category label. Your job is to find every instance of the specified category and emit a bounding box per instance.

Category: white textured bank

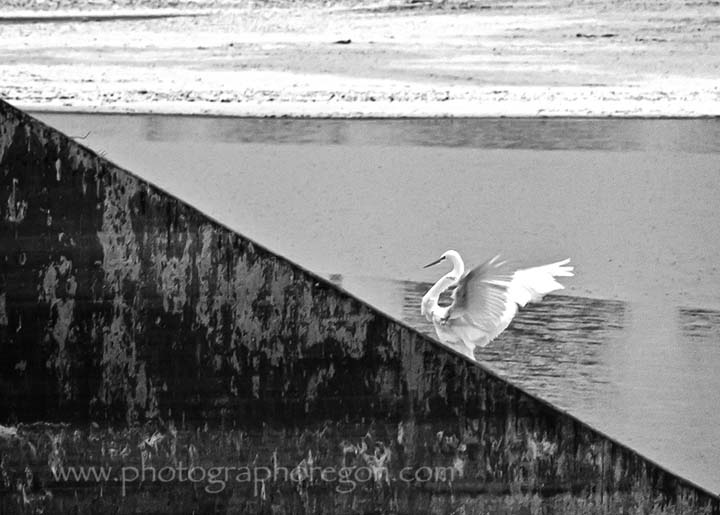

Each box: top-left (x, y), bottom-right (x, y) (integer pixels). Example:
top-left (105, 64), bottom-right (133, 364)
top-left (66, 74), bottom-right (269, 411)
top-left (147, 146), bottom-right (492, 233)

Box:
top-left (1, 0), bottom-right (719, 117)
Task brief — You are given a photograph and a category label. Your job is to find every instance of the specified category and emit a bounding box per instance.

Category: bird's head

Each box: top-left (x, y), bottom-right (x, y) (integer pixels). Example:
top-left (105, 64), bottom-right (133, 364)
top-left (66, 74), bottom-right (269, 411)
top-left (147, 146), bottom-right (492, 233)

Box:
top-left (423, 250), bottom-right (462, 270)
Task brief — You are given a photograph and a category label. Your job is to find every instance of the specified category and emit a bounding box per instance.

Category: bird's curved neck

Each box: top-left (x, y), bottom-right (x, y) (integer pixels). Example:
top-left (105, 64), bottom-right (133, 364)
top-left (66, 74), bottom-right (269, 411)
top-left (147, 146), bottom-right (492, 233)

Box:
top-left (421, 255), bottom-right (464, 318)
top-left (425, 274), bottom-right (455, 301)
top-left (421, 275), bottom-right (453, 319)
top-left (446, 253), bottom-right (465, 277)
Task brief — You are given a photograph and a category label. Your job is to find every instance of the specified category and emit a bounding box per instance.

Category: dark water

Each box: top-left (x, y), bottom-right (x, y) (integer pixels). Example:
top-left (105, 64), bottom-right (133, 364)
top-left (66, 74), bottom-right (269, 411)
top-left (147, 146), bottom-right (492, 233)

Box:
top-left (82, 115), bottom-right (720, 153)
top-left (33, 113), bottom-right (720, 493)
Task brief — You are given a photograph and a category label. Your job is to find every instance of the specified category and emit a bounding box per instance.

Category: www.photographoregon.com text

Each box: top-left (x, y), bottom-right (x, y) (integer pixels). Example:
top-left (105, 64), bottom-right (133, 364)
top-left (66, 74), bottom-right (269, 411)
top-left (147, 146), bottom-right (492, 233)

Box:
top-left (50, 460), bottom-right (459, 497)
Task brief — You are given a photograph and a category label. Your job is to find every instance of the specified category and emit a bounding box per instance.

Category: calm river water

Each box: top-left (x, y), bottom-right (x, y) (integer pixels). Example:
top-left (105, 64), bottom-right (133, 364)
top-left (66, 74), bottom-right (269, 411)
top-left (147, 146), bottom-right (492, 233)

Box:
top-left (34, 113), bottom-right (720, 494)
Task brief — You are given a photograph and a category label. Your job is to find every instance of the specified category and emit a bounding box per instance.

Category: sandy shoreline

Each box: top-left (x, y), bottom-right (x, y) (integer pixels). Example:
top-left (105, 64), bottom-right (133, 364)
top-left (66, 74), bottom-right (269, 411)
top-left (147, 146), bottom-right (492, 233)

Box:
top-left (13, 97), bottom-right (720, 118)
top-left (1, 1), bottom-right (719, 117)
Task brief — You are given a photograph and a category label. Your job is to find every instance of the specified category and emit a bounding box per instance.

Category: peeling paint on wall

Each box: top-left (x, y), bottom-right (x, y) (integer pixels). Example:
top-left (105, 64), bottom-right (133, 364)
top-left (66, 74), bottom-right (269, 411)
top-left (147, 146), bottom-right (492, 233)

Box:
top-left (0, 292), bottom-right (7, 326)
top-left (5, 178), bottom-right (27, 223)
top-left (194, 224), bottom-right (215, 331)
top-left (156, 246), bottom-right (193, 315)
top-left (97, 171), bottom-right (142, 290)
top-left (94, 170), bottom-right (146, 423)
top-left (0, 116), bottom-right (16, 166)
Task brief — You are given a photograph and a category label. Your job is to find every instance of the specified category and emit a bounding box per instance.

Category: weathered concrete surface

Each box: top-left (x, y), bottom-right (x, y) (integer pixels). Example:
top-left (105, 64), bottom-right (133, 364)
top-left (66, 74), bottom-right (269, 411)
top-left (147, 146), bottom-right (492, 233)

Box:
top-left (0, 98), bottom-right (718, 514)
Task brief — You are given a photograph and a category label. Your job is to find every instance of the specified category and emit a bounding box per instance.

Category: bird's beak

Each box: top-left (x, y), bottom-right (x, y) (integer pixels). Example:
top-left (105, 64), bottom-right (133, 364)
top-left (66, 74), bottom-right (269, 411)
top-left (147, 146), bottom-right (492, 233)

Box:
top-left (423, 257), bottom-right (444, 269)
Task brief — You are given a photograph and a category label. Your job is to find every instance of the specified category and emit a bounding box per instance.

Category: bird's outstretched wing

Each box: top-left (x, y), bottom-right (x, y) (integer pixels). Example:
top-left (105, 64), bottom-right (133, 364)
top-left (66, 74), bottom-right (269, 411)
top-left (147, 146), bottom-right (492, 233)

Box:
top-left (449, 255), bottom-right (516, 341)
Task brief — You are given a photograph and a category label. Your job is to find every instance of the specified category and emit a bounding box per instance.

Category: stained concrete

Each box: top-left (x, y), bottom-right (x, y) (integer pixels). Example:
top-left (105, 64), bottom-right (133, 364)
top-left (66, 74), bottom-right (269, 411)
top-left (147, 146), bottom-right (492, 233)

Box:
top-left (0, 99), bottom-right (718, 514)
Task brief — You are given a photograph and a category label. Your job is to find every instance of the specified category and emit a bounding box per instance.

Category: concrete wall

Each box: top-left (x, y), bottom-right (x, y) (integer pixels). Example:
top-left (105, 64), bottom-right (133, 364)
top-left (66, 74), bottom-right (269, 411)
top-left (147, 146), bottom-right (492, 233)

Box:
top-left (0, 99), bottom-right (717, 514)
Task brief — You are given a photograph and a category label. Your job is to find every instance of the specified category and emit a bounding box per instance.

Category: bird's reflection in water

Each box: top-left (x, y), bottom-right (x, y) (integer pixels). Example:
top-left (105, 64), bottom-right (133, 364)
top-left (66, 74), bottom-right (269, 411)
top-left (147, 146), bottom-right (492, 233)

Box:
top-left (678, 307), bottom-right (720, 343)
top-left (400, 280), bottom-right (626, 409)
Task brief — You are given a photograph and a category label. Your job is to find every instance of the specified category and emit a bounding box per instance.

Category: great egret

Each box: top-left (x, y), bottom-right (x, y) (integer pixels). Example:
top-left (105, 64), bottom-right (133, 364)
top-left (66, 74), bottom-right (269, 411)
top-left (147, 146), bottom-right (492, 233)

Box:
top-left (421, 250), bottom-right (573, 359)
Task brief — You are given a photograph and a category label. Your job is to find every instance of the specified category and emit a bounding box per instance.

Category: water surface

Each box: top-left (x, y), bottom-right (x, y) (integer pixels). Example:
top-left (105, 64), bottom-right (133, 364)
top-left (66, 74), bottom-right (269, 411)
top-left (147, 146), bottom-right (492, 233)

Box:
top-left (34, 113), bottom-right (720, 493)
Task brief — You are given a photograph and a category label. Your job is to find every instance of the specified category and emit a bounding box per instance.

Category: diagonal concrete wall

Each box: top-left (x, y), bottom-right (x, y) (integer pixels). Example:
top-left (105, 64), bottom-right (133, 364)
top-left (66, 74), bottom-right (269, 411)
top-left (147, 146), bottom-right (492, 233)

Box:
top-left (0, 99), bottom-right (717, 514)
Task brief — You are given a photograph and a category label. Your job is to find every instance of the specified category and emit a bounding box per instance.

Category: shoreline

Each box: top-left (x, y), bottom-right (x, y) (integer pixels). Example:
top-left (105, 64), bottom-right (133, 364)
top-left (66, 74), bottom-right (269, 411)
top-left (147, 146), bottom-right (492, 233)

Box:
top-left (11, 90), bottom-right (720, 118)
top-left (17, 104), bottom-right (720, 119)
top-left (2, 2), bottom-right (719, 119)
top-left (24, 104), bottom-right (720, 119)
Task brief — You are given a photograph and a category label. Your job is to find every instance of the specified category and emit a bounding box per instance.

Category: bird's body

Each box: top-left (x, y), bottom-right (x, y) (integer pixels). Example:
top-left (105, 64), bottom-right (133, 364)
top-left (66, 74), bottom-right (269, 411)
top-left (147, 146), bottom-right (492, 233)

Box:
top-left (421, 250), bottom-right (574, 360)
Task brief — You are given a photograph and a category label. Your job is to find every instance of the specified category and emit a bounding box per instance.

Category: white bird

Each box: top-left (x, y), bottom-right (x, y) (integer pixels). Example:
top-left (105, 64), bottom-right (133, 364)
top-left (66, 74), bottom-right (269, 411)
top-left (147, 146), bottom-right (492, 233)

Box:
top-left (421, 250), bottom-right (574, 360)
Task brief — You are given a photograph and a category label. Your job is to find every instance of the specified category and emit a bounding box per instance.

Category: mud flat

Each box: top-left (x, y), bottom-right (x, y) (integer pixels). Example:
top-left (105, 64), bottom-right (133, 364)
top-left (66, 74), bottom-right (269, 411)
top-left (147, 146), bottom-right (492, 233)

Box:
top-left (1, 0), bottom-right (718, 117)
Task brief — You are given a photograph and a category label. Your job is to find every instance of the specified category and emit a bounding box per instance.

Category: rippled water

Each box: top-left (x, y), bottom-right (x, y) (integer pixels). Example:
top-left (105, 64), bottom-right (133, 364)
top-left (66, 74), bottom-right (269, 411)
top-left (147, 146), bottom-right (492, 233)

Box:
top-left (338, 276), bottom-right (626, 405)
top-left (33, 112), bottom-right (720, 494)
top-left (337, 273), bottom-right (720, 496)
